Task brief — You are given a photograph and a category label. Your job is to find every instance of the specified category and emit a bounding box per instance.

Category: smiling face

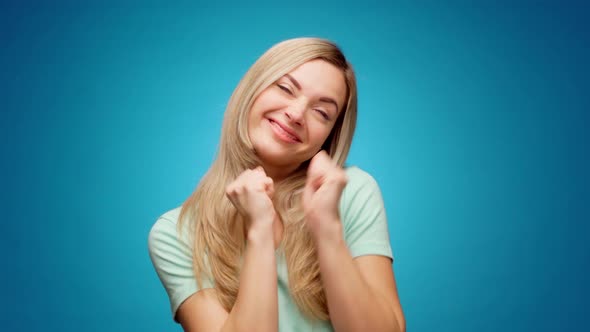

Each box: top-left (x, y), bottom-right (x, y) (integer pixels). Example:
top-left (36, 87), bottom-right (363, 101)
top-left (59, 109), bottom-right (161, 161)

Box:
top-left (248, 59), bottom-right (348, 180)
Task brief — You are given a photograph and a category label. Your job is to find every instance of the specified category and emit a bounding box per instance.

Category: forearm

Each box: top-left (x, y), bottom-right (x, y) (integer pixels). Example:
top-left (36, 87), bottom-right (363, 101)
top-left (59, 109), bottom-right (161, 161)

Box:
top-left (221, 226), bottom-right (278, 332)
top-left (316, 223), bottom-right (400, 332)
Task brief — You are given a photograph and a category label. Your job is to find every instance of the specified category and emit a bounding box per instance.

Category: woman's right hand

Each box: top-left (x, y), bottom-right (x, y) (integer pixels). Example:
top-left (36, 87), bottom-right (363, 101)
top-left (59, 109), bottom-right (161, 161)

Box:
top-left (225, 166), bottom-right (276, 234)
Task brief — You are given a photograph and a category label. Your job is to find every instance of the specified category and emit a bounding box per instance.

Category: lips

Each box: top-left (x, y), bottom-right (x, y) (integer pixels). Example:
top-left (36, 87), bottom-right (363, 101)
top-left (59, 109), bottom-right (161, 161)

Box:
top-left (268, 118), bottom-right (301, 142)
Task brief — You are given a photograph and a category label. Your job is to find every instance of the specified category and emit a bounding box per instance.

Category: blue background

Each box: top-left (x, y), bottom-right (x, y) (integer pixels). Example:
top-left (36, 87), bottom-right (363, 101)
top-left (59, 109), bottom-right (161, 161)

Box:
top-left (2, 1), bottom-right (588, 331)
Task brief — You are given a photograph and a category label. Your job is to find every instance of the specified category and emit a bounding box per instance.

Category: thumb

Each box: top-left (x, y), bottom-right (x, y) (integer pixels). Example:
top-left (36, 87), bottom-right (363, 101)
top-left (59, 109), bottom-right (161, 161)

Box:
top-left (264, 177), bottom-right (274, 198)
top-left (307, 152), bottom-right (330, 190)
top-left (302, 172), bottom-right (316, 210)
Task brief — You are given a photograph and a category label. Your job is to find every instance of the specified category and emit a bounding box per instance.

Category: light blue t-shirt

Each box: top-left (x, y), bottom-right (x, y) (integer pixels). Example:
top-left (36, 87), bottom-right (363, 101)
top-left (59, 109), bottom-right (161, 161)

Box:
top-left (148, 166), bottom-right (394, 331)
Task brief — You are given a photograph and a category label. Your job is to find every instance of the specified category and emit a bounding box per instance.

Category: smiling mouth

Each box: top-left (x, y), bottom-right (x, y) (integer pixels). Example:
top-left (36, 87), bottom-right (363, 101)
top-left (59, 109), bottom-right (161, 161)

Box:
top-left (268, 119), bottom-right (301, 143)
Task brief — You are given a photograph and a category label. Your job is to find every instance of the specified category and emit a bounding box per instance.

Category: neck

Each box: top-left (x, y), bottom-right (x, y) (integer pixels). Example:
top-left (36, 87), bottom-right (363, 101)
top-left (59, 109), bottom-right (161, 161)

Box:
top-left (261, 163), bottom-right (301, 183)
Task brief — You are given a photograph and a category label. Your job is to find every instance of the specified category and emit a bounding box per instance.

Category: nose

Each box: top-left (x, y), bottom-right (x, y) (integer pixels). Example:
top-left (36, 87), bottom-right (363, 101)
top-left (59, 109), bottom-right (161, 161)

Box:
top-left (285, 100), bottom-right (306, 126)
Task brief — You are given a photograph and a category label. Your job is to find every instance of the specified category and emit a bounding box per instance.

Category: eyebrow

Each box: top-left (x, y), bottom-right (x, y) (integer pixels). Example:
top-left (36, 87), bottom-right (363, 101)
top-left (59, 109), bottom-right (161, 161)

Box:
top-left (284, 74), bottom-right (340, 111)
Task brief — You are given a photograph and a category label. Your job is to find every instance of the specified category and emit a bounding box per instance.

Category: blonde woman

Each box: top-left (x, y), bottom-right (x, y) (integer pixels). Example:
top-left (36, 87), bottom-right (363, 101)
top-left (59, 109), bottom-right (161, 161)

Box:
top-left (148, 37), bottom-right (405, 332)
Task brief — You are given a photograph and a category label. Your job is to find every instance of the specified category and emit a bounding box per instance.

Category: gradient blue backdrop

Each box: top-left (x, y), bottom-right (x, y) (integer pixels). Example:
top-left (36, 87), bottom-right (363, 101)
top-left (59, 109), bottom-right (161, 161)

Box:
top-left (2, 1), bottom-right (588, 331)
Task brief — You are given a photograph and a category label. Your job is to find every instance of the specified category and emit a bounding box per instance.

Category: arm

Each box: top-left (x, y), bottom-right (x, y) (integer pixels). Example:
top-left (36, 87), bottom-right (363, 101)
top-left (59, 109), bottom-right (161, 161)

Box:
top-left (303, 152), bottom-right (405, 332)
top-left (177, 167), bottom-right (279, 332)
top-left (177, 224), bottom-right (277, 332)
top-left (315, 222), bottom-right (405, 332)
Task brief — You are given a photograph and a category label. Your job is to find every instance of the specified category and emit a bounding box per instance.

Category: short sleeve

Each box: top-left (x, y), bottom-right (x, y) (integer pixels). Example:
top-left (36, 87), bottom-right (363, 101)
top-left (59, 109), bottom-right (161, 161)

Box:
top-left (339, 167), bottom-right (394, 260)
top-left (148, 210), bottom-right (214, 322)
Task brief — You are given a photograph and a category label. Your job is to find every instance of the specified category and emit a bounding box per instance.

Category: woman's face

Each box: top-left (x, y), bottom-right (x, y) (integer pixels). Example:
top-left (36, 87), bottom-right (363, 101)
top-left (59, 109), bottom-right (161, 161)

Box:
top-left (248, 59), bottom-right (347, 177)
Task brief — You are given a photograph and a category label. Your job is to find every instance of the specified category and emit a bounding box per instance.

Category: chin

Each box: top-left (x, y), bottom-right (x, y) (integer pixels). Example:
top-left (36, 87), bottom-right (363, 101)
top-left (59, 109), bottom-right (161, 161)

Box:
top-left (257, 149), bottom-right (293, 164)
top-left (256, 148), bottom-right (305, 169)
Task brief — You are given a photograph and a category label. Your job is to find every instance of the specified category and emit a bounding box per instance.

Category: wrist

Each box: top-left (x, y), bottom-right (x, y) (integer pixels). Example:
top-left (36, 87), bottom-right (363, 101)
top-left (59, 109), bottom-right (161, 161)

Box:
top-left (247, 222), bottom-right (275, 245)
top-left (311, 219), bottom-right (344, 247)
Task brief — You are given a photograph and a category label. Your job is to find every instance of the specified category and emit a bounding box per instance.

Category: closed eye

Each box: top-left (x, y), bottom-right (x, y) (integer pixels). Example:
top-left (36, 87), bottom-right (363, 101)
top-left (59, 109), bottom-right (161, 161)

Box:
top-left (277, 84), bottom-right (293, 95)
top-left (315, 109), bottom-right (330, 120)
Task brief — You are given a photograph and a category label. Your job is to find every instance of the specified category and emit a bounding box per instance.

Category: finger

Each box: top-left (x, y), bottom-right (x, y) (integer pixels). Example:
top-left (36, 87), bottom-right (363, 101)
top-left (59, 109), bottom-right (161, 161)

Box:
top-left (233, 170), bottom-right (248, 185)
top-left (325, 168), bottom-right (348, 190)
top-left (307, 152), bottom-right (331, 188)
top-left (302, 174), bottom-right (314, 210)
top-left (225, 183), bottom-right (234, 196)
top-left (315, 150), bottom-right (331, 164)
top-left (249, 166), bottom-right (266, 181)
top-left (264, 177), bottom-right (274, 198)
top-left (253, 166), bottom-right (266, 175)
top-left (311, 151), bottom-right (334, 173)
top-left (248, 168), bottom-right (269, 192)
top-left (225, 189), bottom-right (245, 214)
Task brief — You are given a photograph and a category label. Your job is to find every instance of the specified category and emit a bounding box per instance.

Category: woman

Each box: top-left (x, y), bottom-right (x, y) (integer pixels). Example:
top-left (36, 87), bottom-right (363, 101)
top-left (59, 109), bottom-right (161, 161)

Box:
top-left (148, 37), bottom-right (405, 332)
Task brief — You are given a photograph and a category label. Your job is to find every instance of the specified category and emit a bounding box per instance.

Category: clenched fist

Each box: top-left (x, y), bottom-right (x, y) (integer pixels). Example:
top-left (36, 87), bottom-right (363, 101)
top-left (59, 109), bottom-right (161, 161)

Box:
top-left (302, 151), bottom-right (348, 239)
top-left (226, 166), bottom-right (277, 234)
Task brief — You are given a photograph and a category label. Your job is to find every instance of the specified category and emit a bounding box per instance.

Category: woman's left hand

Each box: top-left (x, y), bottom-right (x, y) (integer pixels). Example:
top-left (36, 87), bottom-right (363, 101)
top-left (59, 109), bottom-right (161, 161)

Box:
top-left (302, 150), bottom-right (348, 240)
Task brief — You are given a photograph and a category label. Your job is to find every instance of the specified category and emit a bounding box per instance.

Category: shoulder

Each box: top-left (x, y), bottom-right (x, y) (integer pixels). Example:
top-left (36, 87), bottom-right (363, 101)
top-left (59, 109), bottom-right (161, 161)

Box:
top-left (155, 206), bottom-right (183, 227)
top-left (341, 166), bottom-right (382, 201)
top-left (148, 206), bottom-right (193, 258)
top-left (148, 206), bottom-right (211, 322)
top-left (339, 166), bottom-right (394, 259)
top-left (344, 166), bottom-right (379, 188)
top-left (339, 165), bottom-right (385, 220)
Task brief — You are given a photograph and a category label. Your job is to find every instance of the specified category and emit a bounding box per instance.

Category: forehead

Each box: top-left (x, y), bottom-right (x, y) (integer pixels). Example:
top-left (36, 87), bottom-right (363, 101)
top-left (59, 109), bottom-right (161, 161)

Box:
top-left (286, 59), bottom-right (347, 110)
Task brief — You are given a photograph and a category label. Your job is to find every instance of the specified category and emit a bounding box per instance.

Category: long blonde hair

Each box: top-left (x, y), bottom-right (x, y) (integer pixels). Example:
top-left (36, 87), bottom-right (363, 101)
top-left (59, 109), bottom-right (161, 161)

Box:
top-left (178, 37), bottom-right (357, 320)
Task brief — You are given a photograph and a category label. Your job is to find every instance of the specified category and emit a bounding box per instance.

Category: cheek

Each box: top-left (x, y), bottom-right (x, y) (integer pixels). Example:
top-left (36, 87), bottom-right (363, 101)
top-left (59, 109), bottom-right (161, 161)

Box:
top-left (252, 90), bottom-right (283, 110)
top-left (248, 99), bottom-right (267, 129)
top-left (308, 124), bottom-right (335, 147)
